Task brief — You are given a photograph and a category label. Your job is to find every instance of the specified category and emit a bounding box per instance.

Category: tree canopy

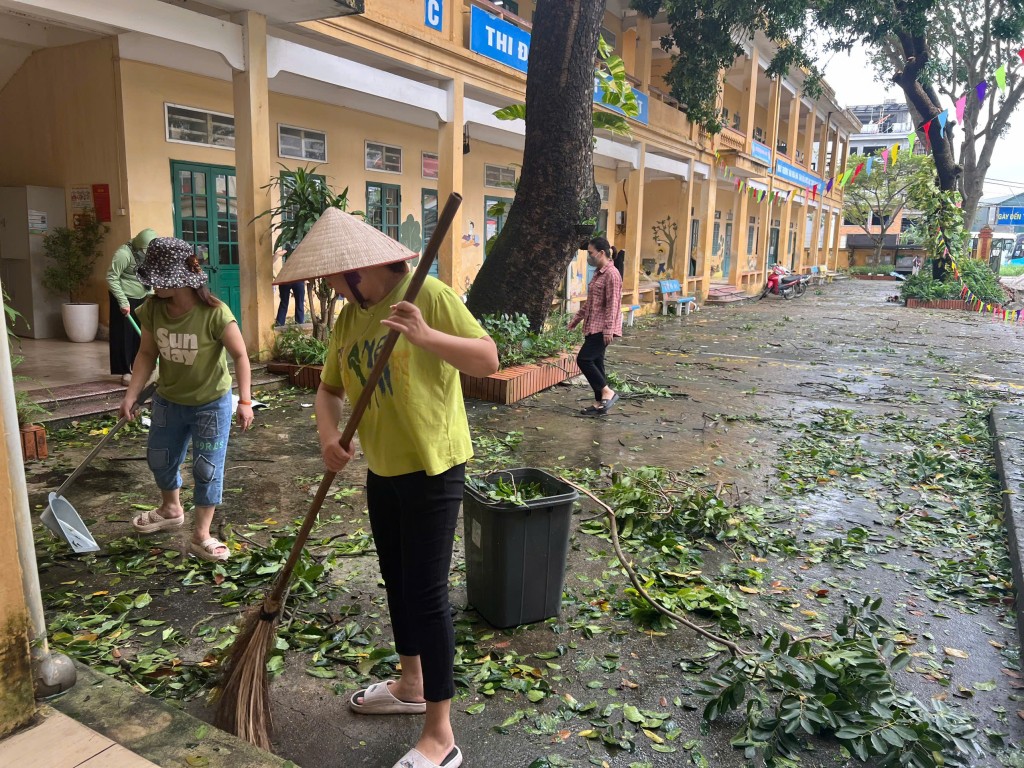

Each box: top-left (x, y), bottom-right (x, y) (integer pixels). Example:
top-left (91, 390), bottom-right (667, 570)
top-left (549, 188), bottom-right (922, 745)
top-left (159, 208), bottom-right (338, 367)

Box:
top-left (633, 0), bottom-right (1024, 215)
top-left (842, 152), bottom-right (935, 262)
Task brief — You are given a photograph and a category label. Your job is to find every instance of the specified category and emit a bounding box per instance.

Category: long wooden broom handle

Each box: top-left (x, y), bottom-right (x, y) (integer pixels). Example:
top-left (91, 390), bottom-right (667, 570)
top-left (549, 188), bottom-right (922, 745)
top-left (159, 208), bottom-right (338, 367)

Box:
top-left (264, 193), bottom-right (463, 611)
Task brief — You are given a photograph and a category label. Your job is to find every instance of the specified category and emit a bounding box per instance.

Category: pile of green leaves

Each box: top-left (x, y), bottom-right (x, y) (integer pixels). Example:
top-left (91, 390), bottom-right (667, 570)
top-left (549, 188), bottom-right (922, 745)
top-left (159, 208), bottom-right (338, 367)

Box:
top-left (273, 325), bottom-right (329, 365)
top-left (699, 597), bottom-right (982, 766)
top-left (900, 256), bottom-right (1004, 304)
top-left (43, 518), bottom-right (375, 700)
top-left (467, 475), bottom-right (548, 507)
top-left (605, 371), bottom-right (673, 398)
top-left (478, 313), bottom-right (582, 368)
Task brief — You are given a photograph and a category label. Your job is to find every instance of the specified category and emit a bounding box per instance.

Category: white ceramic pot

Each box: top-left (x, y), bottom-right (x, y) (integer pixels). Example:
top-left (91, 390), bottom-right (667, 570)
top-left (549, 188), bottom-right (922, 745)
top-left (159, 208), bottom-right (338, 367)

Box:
top-left (61, 302), bottom-right (99, 343)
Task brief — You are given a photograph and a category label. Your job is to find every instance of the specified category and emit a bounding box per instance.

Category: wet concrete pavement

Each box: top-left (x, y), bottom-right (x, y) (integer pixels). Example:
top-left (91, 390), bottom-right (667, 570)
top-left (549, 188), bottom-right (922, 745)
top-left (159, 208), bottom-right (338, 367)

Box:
top-left (26, 278), bottom-right (1024, 767)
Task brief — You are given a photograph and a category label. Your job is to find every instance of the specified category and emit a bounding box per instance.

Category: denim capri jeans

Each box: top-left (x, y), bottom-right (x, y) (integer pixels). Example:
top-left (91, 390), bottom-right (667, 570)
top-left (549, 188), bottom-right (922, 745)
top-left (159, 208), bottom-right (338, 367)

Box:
top-left (147, 392), bottom-right (233, 507)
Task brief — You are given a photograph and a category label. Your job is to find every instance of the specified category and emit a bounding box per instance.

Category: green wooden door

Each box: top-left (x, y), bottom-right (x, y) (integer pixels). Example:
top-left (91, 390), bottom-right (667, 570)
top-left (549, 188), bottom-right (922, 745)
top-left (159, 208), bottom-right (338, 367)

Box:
top-left (171, 161), bottom-right (241, 324)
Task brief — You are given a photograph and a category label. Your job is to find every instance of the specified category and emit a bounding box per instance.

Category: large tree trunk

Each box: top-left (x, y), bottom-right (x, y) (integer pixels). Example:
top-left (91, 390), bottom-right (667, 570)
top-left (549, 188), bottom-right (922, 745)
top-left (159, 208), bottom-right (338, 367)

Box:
top-left (892, 33), bottom-right (961, 193)
top-left (465, 0), bottom-right (603, 329)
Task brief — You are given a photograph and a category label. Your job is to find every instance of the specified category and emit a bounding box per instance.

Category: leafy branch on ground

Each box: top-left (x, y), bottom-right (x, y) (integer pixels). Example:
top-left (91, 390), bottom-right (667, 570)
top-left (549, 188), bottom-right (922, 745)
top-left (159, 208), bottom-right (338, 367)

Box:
top-left (901, 257), bottom-right (1004, 304)
top-left (700, 597), bottom-right (982, 767)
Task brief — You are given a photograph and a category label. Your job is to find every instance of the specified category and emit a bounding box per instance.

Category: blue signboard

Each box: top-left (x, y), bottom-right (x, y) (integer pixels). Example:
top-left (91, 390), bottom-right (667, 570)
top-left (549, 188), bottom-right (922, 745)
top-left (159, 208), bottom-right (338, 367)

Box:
top-left (470, 8), bottom-right (648, 124)
top-left (469, 6), bottom-right (530, 73)
top-left (425, 0), bottom-right (443, 31)
top-left (594, 79), bottom-right (649, 125)
top-left (997, 206), bottom-right (1024, 225)
top-left (751, 140), bottom-right (772, 165)
top-left (774, 158), bottom-right (821, 190)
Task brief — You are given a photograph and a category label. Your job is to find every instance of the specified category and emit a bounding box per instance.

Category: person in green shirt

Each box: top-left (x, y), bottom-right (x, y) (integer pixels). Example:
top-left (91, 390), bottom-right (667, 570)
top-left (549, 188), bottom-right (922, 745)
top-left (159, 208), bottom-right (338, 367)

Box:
top-left (275, 208), bottom-right (498, 768)
top-left (118, 237), bottom-right (254, 563)
top-left (106, 228), bottom-right (157, 386)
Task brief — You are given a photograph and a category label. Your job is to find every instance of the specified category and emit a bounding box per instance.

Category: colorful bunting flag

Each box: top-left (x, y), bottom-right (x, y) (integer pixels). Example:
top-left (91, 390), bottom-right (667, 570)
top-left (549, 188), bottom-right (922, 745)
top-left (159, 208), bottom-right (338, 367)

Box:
top-left (852, 162), bottom-right (865, 182)
top-left (955, 95), bottom-right (967, 124)
top-left (977, 81), bottom-right (988, 103)
top-left (937, 111), bottom-right (948, 136)
top-left (866, 157), bottom-right (874, 175)
top-left (1019, 48), bottom-right (1024, 64)
top-left (811, 184), bottom-right (818, 201)
top-left (825, 177), bottom-right (835, 193)
top-left (881, 148), bottom-right (890, 169)
top-left (892, 145), bottom-right (900, 164)
top-left (907, 133), bottom-right (916, 153)
top-left (996, 64), bottom-right (1007, 92)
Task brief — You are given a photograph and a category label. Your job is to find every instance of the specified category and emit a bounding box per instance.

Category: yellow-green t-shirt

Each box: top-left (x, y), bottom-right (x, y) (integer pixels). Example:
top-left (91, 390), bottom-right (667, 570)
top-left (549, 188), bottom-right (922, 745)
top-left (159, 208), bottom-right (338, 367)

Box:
top-left (137, 298), bottom-right (235, 406)
top-left (321, 274), bottom-right (485, 477)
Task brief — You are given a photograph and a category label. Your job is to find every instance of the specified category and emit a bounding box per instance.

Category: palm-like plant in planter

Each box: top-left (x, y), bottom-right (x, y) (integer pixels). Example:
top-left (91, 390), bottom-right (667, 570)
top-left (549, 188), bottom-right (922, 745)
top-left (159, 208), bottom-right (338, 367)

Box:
top-left (41, 217), bottom-right (109, 342)
top-left (256, 166), bottom-right (361, 343)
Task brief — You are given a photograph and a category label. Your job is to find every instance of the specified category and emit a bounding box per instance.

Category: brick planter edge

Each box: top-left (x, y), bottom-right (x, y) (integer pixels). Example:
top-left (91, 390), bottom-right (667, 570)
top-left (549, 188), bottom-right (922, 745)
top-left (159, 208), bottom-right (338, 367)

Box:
top-left (904, 299), bottom-right (972, 311)
top-left (461, 351), bottom-right (581, 405)
top-left (267, 361), bottom-right (323, 390)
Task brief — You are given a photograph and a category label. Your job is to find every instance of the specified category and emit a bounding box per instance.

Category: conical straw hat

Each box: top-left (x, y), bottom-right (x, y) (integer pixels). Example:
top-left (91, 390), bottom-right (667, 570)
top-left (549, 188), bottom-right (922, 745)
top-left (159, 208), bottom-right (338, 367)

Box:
top-left (273, 207), bottom-right (416, 285)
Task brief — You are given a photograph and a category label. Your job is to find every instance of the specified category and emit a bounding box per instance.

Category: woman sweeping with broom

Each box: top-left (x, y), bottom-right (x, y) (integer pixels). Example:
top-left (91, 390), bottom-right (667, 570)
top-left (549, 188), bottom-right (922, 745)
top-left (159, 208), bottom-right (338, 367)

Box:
top-left (275, 206), bottom-right (496, 768)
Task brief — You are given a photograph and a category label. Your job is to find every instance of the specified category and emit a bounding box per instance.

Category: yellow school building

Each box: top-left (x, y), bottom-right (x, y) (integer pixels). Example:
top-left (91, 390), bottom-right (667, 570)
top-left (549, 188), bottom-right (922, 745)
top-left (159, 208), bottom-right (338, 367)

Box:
top-left (0, 0), bottom-right (859, 358)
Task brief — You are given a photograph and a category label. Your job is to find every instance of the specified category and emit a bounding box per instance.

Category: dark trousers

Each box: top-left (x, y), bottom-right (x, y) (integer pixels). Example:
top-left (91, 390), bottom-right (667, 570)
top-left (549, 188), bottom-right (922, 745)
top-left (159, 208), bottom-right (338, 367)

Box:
top-left (275, 281), bottom-right (305, 326)
top-left (577, 332), bottom-right (608, 401)
top-left (109, 293), bottom-right (145, 375)
top-left (366, 463), bottom-right (465, 702)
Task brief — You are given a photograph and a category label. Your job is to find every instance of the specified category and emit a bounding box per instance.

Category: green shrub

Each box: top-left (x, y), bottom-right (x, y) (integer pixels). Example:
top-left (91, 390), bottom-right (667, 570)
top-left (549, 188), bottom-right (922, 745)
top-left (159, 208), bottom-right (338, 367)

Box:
top-left (849, 265), bottom-right (895, 275)
top-left (272, 311), bottom-right (584, 370)
top-left (1000, 264), bottom-right (1024, 277)
top-left (479, 313), bottom-right (583, 368)
top-left (273, 326), bottom-right (328, 365)
top-left (901, 258), bottom-right (1004, 304)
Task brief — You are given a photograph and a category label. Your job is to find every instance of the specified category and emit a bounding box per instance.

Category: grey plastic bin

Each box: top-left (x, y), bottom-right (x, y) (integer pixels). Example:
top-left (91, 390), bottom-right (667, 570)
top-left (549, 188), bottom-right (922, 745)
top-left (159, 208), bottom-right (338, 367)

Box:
top-left (463, 468), bottom-right (579, 628)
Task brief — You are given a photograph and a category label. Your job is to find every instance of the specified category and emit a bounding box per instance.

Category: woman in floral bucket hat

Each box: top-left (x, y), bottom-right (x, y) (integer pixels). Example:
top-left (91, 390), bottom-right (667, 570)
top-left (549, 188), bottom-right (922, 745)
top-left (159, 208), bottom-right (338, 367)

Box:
top-left (277, 208), bottom-right (498, 768)
top-left (118, 236), bottom-right (253, 562)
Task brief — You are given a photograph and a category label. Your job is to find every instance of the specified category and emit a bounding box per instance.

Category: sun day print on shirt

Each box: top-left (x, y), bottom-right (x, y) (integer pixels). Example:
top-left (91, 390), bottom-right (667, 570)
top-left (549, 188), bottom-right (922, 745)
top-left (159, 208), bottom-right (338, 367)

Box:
top-left (156, 328), bottom-right (200, 365)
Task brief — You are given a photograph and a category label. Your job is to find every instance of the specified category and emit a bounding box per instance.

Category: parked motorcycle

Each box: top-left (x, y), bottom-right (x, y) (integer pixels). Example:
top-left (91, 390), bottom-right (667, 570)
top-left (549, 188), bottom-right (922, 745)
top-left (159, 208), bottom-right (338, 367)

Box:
top-left (760, 264), bottom-right (808, 300)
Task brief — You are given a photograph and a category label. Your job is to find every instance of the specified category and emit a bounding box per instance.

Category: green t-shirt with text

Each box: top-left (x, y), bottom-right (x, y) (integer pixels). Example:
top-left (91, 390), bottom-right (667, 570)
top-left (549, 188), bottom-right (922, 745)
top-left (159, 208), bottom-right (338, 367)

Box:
top-left (137, 298), bottom-right (235, 406)
top-left (321, 274), bottom-right (485, 477)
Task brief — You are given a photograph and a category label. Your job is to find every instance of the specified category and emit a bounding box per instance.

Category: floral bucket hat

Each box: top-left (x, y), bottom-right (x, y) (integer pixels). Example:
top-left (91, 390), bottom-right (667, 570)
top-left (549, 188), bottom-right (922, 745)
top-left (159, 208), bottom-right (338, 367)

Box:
top-left (137, 237), bottom-right (208, 290)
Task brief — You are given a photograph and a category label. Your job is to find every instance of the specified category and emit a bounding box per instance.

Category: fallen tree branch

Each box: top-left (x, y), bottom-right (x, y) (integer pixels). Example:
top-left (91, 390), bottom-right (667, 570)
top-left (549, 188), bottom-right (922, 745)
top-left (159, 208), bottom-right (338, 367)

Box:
top-left (562, 477), bottom-right (750, 658)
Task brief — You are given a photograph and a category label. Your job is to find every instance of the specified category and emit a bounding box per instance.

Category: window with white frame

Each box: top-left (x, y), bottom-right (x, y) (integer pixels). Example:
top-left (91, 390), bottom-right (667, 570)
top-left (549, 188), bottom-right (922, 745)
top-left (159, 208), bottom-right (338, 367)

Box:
top-left (598, 184), bottom-right (610, 202)
top-left (365, 141), bottom-right (403, 173)
top-left (747, 215), bottom-right (758, 255)
top-left (165, 104), bottom-right (235, 149)
top-left (278, 124), bottom-right (326, 162)
top-left (484, 164), bottom-right (516, 189)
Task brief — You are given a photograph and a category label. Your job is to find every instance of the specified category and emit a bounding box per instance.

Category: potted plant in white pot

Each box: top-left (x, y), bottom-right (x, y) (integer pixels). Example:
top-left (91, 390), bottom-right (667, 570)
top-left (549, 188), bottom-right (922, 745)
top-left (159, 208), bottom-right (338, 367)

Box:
top-left (41, 217), bottom-right (109, 342)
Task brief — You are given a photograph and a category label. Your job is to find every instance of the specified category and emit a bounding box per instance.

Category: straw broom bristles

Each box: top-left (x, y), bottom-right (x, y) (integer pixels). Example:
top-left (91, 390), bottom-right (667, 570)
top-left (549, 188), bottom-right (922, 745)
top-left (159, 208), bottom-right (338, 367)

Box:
top-left (212, 193), bottom-right (462, 751)
top-left (214, 603), bottom-right (279, 751)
